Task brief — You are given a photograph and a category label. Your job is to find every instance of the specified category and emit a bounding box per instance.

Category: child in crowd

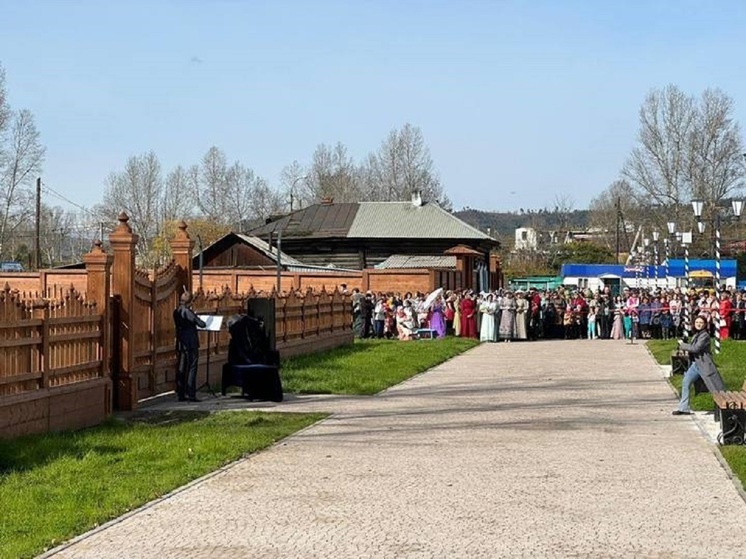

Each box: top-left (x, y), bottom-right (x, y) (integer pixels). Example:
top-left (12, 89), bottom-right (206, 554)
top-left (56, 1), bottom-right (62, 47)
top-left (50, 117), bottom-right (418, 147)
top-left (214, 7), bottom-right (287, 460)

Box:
top-left (587, 307), bottom-right (597, 339)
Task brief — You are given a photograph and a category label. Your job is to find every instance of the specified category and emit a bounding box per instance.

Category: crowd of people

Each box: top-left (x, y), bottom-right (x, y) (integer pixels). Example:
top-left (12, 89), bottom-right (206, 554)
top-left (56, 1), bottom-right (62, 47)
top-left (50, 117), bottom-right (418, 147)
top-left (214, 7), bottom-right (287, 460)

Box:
top-left (350, 284), bottom-right (746, 343)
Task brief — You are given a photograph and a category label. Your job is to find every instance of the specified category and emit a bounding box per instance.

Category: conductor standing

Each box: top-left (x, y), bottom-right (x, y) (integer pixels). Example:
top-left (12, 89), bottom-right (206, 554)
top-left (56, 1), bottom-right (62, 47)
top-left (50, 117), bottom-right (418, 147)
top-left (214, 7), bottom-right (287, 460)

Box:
top-left (173, 292), bottom-right (206, 402)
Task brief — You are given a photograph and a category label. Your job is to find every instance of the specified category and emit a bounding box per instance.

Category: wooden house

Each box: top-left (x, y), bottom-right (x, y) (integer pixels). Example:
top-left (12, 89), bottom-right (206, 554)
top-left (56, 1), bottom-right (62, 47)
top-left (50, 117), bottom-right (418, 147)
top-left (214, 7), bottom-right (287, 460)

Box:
top-left (247, 195), bottom-right (500, 270)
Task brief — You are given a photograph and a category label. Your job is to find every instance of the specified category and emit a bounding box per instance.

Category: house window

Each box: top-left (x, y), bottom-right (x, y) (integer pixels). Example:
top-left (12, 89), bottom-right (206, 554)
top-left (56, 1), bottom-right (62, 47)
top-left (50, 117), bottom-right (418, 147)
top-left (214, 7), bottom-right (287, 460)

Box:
top-left (521, 231), bottom-right (527, 241)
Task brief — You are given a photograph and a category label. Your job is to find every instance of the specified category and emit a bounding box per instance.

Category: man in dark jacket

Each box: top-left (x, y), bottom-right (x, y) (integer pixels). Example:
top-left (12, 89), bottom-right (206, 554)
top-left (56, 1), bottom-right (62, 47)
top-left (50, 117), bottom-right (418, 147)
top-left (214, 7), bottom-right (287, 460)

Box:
top-left (359, 292), bottom-right (374, 339)
top-left (173, 292), bottom-right (206, 402)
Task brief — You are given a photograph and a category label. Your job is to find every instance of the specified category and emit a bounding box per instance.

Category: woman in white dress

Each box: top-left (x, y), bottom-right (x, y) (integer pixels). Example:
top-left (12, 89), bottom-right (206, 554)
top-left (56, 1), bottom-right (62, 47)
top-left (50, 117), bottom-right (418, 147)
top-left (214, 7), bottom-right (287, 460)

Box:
top-left (479, 293), bottom-right (497, 342)
top-left (610, 295), bottom-right (625, 340)
top-left (499, 291), bottom-right (516, 341)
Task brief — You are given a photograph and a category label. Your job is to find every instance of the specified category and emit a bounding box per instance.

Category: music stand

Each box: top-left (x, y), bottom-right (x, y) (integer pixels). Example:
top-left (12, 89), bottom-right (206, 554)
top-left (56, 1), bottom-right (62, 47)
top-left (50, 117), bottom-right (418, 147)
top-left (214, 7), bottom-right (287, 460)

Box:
top-left (197, 314), bottom-right (223, 397)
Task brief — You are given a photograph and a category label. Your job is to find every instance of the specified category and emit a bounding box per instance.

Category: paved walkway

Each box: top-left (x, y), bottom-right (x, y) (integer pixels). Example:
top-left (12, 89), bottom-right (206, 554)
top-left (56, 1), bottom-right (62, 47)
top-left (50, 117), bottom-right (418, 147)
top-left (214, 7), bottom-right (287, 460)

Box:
top-left (45, 340), bottom-right (746, 558)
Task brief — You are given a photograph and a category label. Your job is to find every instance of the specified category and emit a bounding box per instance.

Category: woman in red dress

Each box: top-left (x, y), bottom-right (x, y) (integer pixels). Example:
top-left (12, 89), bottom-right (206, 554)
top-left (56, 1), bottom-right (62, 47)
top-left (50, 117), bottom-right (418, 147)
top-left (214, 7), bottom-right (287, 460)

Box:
top-left (459, 291), bottom-right (478, 339)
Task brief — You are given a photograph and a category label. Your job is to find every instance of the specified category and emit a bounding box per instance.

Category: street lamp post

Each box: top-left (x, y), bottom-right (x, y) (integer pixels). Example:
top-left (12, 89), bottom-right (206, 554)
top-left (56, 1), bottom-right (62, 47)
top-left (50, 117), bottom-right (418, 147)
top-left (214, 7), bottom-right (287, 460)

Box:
top-left (289, 175), bottom-right (309, 212)
top-left (681, 232), bottom-right (692, 342)
top-left (652, 230), bottom-right (660, 288)
top-left (666, 221), bottom-right (676, 289)
top-left (691, 198), bottom-right (744, 354)
top-left (643, 237), bottom-right (651, 287)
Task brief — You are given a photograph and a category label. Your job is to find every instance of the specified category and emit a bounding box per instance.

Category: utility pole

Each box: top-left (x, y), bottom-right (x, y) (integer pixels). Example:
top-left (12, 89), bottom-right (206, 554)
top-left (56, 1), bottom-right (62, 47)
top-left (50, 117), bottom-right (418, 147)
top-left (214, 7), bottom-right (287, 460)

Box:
top-left (615, 197), bottom-right (621, 264)
top-left (35, 177), bottom-right (41, 270)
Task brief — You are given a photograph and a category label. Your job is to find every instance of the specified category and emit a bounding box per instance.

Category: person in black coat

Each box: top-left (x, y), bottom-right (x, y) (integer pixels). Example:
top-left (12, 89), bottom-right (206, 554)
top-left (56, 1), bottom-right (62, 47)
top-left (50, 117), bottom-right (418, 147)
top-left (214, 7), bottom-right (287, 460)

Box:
top-left (359, 292), bottom-right (374, 339)
top-left (173, 292), bottom-right (206, 402)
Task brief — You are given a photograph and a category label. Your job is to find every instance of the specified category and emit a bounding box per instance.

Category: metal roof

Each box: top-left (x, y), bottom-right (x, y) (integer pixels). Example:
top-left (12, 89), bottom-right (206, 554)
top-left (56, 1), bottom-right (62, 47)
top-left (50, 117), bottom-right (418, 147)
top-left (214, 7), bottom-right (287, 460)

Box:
top-left (233, 234), bottom-right (304, 266)
top-left (248, 203), bottom-right (359, 239)
top-left (375, 255), bottom-right (457, 269)
top-left (348, 202), bottom-right (492, 239)
top-left (248, 201), bottom-right (493, 241)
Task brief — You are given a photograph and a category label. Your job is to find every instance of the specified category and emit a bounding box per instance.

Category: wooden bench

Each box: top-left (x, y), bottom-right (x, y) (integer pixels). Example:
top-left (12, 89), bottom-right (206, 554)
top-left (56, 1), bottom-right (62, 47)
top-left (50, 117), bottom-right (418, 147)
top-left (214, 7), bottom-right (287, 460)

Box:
top-left (712, 380), bottom-right (746, 445)
top-left (414, 328), bottom-right (438, 340)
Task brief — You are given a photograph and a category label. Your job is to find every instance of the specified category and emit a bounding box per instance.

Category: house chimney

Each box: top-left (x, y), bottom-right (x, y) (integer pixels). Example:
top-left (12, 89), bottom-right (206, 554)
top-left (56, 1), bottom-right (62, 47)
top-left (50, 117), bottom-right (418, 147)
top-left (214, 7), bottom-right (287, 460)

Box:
top-left (321, 197), bottom-right (334, 205)
top-left (411, 189), bottom-right (423, 207)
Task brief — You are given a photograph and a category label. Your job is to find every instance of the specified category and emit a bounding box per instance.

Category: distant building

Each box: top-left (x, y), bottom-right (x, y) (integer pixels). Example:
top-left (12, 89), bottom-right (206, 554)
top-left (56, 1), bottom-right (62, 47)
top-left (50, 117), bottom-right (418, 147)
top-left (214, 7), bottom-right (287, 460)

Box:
top-left (560, 259), bottom-right (737, 294)
top-left (514, 227), bottom-right (538, 251)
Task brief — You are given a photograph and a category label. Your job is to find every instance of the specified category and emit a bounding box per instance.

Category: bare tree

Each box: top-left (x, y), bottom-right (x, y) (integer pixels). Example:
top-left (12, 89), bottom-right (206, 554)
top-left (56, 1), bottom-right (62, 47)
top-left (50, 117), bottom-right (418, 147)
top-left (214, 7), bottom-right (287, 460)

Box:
top-left (365, 123), bottom-right (450, 207)
top-left (0, 109), bottom-right (45, 258)
top-left (687, 88), bottom-right (744, 213)
top-left (279, 160), bottom-right (312, 211)
top-left (224, 161), bottom-right (273, 229)
top-left (39, 204), bottom-right (77, 266)
top-left (623, 85), bottom-right (745, 224)
top-left (551, 193), bottom-right (576, 241)
top-left (308, 142), bottom-right (361, 203)
top-left (196, 146), bottom-right (228, 222)
top-left (101, 151), bottom-right (163, 251)
top-left (0, 66), bottom-right (10, 139)
top-left (623, 85), bottom-right (695, 221)
top-left (163, 165), bottom-right (196, 222)
top-left (588, 180), bottom-right (642, 252)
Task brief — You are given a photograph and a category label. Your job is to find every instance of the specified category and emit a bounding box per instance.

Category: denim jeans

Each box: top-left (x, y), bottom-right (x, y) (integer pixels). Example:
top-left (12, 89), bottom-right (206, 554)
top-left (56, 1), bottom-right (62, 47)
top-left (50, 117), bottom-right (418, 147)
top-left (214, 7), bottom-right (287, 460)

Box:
top-left (677, 362), bottom-right (701, 412)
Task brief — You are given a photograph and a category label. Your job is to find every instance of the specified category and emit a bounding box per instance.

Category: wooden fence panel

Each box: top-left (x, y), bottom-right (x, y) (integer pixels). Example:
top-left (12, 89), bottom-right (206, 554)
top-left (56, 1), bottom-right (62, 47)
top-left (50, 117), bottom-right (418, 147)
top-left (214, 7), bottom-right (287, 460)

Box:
top-left (303, 289), bottom-right (319, 337)
top-left (284, 291), bottom-right (304, 341)
top-left (0, 286), bottom-right (105, 398)
top-left (0, 287), bottom-right (40, 396)
top-left (317, 289), bottom-right (333, 334)
top-left (47, 292), bottom-right (103, 387)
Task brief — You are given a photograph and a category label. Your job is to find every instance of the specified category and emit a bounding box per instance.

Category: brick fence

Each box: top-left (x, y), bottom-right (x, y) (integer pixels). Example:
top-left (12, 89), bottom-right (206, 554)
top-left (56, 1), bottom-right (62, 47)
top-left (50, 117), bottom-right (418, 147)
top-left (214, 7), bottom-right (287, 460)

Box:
top-left (0, 214), bottom-right (355, 438)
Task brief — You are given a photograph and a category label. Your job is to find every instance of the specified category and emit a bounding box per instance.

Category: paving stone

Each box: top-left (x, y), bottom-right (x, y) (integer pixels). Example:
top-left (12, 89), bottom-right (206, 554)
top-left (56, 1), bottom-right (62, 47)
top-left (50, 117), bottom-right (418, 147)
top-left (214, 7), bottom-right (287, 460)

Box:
top-left (43, 340), bottom-right (746, 558)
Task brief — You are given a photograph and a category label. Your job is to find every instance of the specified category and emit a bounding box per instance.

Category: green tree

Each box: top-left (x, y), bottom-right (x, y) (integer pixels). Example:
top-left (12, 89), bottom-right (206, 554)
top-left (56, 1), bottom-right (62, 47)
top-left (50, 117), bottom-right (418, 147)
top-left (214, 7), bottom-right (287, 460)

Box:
top-left (549, 241), bottom-right (615, 272)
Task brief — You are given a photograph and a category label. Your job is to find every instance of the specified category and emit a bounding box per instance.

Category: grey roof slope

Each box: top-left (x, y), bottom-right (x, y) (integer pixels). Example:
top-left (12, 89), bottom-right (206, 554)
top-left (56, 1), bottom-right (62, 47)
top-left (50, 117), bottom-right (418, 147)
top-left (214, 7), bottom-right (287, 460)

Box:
top-left (347, 202), bottom-right (492, 239)
top-left (234, 234), bottom-right (304, 266)
top-left (375, 255), bottom-right (457, 269)
top-left (248, 201), bottom-right (494, 242)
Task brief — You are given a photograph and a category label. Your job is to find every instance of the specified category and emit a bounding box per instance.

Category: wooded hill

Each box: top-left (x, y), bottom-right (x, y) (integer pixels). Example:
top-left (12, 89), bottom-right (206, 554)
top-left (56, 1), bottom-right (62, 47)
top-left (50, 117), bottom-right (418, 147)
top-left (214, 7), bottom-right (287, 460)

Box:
top-left (454, 209), bottom-right (591, 237)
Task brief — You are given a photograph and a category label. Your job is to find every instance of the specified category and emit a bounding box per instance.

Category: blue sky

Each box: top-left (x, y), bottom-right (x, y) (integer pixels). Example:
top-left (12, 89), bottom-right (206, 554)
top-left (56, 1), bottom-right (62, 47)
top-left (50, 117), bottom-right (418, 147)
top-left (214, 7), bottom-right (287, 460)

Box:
top-left (2, 0), bottom-right (746, 214)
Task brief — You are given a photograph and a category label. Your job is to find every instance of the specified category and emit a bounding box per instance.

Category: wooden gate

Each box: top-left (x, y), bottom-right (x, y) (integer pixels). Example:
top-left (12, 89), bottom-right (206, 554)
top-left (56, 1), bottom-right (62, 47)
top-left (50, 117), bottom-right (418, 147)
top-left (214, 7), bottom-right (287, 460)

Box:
top-left (109, 214), bottom-right (193, 410)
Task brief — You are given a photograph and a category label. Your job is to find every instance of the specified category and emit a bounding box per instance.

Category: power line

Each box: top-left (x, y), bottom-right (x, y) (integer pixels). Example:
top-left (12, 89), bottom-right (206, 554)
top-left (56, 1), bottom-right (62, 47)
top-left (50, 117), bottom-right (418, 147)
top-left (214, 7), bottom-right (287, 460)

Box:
top-left (41, 181), bottom-right (98, 216)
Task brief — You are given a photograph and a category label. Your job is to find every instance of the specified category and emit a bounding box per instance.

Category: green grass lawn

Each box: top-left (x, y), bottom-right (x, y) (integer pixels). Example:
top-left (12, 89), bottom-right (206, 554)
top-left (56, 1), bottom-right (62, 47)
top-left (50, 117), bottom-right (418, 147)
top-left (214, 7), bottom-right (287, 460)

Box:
top-left (281, 337), bottom-right (480, 395)
top-left (0, 410), bottom-right (325, 559)
top-left (647, 338), bottom-right (746, 489)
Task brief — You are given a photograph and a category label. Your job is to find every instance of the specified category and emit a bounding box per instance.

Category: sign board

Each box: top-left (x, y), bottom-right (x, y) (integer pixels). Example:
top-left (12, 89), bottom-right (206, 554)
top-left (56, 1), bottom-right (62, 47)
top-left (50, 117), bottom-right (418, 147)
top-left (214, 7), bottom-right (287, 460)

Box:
top-left (197, 314), bottom-right (223, 332)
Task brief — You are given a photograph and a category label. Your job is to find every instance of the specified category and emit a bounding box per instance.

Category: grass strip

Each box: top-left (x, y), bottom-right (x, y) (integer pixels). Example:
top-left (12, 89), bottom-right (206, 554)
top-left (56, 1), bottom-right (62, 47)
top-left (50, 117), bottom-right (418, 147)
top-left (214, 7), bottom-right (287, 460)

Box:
top-left (281, 337), bottom-right (480, 395)
top-left (0, 410), bottom-right (325, 559)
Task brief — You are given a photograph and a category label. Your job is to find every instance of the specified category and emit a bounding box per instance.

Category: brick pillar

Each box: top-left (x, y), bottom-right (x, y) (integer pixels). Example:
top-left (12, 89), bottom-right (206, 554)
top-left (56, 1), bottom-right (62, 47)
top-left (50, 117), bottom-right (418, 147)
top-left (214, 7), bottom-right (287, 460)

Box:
top-left (169, 220), bottom-right (194, 295)
top-left (490, 253), bottom-right (502, 289)
top-left (83, 241), bottom-right (113, 378)
top-left (109, 213), bottom-right (139, 411)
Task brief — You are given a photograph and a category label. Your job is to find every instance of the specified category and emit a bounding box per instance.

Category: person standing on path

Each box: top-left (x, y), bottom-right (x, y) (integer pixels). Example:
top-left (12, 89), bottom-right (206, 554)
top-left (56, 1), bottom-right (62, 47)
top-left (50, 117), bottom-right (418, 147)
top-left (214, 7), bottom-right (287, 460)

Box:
top-left (173, 292), bottom-right (206, 402)
top-left (673, 315), bottom-right (727, 415)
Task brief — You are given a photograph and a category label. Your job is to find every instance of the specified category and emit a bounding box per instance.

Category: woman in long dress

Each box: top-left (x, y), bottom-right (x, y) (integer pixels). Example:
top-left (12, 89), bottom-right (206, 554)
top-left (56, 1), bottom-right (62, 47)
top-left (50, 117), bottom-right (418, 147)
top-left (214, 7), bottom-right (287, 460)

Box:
top-left (460, 292), bottom-right (478, 339)
top-left (430, 296), bottom-right (447, 338)
top-left (610, 296), bottom-right (625, 340)
top-left (514, 291), bottom-right (528, 340)
top-left (479, 294), bottom-right (497, 342)
top-left (499, 291), bottom-right (516, 341)
top-left (453, 294), bottom-right (462, 336)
